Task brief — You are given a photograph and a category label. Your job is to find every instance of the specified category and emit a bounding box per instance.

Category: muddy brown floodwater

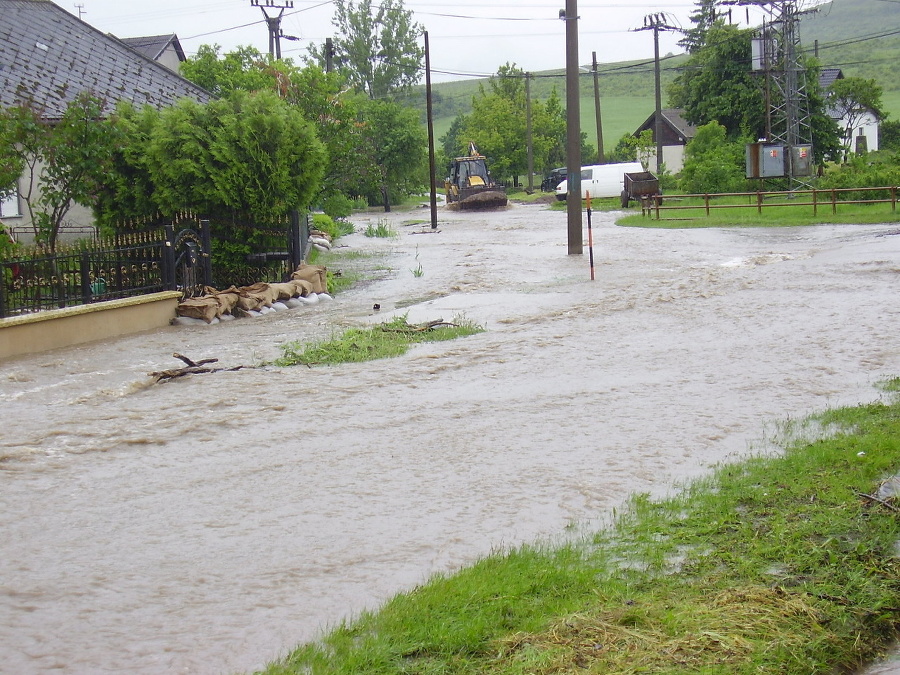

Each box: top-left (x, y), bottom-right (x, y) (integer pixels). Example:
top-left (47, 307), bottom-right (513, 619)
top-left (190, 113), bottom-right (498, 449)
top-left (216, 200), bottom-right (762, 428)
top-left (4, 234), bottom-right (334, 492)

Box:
top-left (1, 202), bottom-right (899, 674)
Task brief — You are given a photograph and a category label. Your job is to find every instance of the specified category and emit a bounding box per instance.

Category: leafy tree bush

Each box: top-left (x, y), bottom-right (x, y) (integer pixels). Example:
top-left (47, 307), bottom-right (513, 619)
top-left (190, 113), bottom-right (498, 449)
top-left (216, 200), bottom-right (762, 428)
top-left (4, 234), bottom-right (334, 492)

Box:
top-left (878, 119), bottom-right (900, 152)
top-left (321, 192), bottom-right (355, 219)
top-left (0, 94), bottom-right (117, 251)
top-left (679, 122), bottom-right (748, 194)
top-left (816, 152), bottom-right (900, 200)
top-left (308, 0), bottom-right (424, 99)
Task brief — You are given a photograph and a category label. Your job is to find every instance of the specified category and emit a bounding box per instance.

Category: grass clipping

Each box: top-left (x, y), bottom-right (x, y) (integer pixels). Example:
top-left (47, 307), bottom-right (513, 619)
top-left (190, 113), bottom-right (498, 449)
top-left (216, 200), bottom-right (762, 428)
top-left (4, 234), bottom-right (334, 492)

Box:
top-left (274, 315), bottom-right (484, 366)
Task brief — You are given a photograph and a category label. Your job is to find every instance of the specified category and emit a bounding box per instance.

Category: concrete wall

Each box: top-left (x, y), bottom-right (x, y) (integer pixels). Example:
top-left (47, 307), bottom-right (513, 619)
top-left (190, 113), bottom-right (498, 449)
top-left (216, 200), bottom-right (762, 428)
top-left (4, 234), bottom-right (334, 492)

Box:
top-left (0, 291), bottom-right (181, 361)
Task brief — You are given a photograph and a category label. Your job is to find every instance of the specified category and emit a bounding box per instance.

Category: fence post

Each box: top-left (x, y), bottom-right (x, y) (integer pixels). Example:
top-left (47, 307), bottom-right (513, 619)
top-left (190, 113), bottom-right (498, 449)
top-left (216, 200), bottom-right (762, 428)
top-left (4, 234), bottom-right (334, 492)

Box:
top-left (705, 194), bottom-right (710, 216)
top-left (163, 224), bottom-right (176, 291)
top-left (288, 209), bottom-right (301, 271)
top-left (0, 263), bottom-right (6, 318)
top-left (892, 186), bottom-right (897, 213)
top-left (80, 251), bottom-right (92, 304)
top-left (300, 211), bottom-right (310, 262)
top-left (757, 191), bottom-right (762, 214)
top-left (831, 189), bottom-right (836, 215)
top-left (199, 219), bottom-right (212, 288)
top-left (812, 188), bottom-right (817, 217)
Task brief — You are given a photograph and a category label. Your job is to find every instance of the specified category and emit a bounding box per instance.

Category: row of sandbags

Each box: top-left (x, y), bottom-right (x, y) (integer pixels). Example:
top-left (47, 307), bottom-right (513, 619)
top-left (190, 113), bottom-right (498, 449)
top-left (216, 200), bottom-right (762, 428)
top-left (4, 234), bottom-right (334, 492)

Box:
top-left (173, 264), bottom-right (330, 325)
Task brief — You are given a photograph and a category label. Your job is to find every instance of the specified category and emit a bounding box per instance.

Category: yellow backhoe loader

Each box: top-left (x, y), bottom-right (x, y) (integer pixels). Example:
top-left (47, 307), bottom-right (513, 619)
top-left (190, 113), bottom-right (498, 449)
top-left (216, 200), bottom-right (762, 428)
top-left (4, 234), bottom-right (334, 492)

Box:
top-left (444, 143), bottom-right (508, 210)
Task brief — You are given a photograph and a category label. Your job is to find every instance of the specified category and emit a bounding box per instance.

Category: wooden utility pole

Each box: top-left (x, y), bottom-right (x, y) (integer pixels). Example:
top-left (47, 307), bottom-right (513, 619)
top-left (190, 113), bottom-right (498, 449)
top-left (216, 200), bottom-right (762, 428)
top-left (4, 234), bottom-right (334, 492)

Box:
top-left (562, 0), bottom-right (582, 255)
top-left (526, 72), bottom-right (534, 193)
top-left (424, 31), bottom-right (438, 230)
top-left (633, 13), bottom-right (679, 172)
top-left (592, 52), bottom-right (605, 164)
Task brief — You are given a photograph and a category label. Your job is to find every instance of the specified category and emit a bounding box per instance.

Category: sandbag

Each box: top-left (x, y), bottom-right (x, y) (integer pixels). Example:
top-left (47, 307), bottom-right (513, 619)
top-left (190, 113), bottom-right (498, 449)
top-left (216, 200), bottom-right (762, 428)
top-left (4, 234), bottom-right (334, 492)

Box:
top-left (268, 281), bottom-right (303, 301)
top-left (176, 297), bottom-right (219, 324)
top-left (292, 279), bottom-right (314, 297)
top-left (290, 264), bottom-right (327, 294)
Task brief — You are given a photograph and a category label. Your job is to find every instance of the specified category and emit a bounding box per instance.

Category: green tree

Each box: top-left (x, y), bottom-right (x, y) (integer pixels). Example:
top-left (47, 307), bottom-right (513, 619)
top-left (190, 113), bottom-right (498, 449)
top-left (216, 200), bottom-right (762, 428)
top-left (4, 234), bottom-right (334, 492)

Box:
top-left (462, 64), bottom-right (566, 186)
top-left (880, 119), bottom-right (900, 152)
top-left (98, 91), bottom-right (326, 223)
top-left (180, 45), bottom-right (281, 96)
top-left (679, 0), bottom-right (721, 54)
top-left (93, 102), bottom-right (161, 229)
top-left (310, 0), bottom-right (424, 99)
top-left (669, 24), bottom-right (766, 139)
top-left (0, 94), bottom-right (117, 251)
top-left (358, 98), bottom-right (427, 210)
top-left (679, 121), bottom-right (747, 194)
top-left (826, 77), bottom-right (885, 160)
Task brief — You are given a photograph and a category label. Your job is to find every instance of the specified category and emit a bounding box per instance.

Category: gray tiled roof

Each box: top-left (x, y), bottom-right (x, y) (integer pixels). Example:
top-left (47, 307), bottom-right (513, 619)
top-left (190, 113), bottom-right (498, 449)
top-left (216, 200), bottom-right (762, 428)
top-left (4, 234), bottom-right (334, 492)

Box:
top-left (120, 34), bottom-right (185, 62)
top-left (819, 68), bottom-right (844, 90)
top-left (0, 0), bottom-right (210, 119)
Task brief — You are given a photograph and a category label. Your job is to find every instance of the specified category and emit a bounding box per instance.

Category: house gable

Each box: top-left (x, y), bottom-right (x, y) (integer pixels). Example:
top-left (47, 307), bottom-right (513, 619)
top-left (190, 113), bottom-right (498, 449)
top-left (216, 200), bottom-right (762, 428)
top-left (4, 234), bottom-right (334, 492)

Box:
top-left (634, 108), bottom-right (698, 146)
top-left (119, 34), bottom-right (186, 73)
top-left (0, 0), bottom-right (210, 119)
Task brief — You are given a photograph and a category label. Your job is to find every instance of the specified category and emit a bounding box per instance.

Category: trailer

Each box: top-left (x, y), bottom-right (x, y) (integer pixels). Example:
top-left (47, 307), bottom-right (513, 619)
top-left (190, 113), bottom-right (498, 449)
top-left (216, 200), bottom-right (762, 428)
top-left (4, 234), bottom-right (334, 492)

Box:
top-left (621, 170), bottom-right (661, 207)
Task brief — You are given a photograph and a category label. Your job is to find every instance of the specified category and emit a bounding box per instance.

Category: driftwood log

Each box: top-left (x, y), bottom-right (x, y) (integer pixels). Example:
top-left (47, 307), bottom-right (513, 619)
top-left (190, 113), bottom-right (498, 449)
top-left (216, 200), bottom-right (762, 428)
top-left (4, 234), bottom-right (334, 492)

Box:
top-left (149, 353), bottom-right (244, 383)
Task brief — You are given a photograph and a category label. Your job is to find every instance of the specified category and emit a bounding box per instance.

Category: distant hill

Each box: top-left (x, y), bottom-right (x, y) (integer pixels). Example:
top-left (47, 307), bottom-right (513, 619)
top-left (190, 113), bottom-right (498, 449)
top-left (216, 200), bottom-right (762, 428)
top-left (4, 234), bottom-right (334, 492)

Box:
top-left (420, 0), bottom-right (899, 154)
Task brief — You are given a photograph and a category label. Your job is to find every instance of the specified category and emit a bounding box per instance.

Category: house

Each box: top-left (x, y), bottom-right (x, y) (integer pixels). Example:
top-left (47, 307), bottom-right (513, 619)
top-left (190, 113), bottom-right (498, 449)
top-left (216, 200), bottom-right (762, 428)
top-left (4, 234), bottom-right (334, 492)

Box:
top-left (0, 0), bottom-right (211, 241)
top-left (632, 108), bottom-right (698, 173)
top-left (819, 67), bottom-right (880, 155)
top-left (118, 34), bottom-right (187, 73)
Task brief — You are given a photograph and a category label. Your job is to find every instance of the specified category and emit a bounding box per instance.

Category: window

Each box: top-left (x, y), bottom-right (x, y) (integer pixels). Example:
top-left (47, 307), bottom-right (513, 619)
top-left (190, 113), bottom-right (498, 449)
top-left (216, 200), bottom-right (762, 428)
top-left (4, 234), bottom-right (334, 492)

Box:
top-left (0, 186), bottom-right (20, 218)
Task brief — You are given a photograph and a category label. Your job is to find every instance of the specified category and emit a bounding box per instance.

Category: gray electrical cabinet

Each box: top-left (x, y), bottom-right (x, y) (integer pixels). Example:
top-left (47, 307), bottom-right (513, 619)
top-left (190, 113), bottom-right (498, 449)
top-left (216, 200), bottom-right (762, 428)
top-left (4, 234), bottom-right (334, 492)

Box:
top-left (746, 143), bottom-right (786, 178)
top-left (791, 145), bottom-right (814, 176)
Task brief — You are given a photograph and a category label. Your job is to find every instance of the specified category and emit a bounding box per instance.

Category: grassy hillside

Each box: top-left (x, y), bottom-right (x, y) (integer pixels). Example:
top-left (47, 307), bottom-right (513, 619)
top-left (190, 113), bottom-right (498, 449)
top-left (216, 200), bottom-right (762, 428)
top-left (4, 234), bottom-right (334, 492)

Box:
top-left (422, 0), bottom-right (899, 156)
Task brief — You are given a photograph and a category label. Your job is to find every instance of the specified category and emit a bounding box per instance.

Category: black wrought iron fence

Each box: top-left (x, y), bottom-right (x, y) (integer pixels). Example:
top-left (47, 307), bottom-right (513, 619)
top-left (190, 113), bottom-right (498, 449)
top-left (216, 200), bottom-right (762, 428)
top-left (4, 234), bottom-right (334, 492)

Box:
top-left (208, 210), bottom-right (307, 289)
top-left (0, 211), bottom-right (308, 318)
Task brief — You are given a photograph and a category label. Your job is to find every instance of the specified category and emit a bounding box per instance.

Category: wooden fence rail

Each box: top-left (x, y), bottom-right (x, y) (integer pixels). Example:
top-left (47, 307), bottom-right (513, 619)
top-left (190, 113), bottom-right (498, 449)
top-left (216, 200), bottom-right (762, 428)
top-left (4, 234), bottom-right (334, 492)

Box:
top-left (643, 186), bottom-right (899, 219)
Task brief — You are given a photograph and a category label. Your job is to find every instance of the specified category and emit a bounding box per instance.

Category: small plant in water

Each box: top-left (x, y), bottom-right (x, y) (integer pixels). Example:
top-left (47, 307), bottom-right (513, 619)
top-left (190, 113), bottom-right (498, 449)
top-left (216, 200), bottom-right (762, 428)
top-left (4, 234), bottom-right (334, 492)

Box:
top-left (364, 219), bottom-right (396, 238)
top-left (411, 246), bottom-right (424, 277)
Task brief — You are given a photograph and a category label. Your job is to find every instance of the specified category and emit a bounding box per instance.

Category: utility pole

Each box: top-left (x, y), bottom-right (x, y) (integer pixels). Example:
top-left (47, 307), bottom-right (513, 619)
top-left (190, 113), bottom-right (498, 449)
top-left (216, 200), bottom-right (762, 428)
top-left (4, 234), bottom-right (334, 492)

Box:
top-left (591, 51), bottom-right (604, 164)
top-left (424, 31), bottom-right (438, 230)
top-left (251, 0), bottom-right (294, 60)
top-left (561, 0), bottom-right (581, 255)
top-left (633, 13), bottom-right (679, 172)
top-left (324, 37), bottom-right (334, 73)
top-left (526, 72), bottom-right (534, 194)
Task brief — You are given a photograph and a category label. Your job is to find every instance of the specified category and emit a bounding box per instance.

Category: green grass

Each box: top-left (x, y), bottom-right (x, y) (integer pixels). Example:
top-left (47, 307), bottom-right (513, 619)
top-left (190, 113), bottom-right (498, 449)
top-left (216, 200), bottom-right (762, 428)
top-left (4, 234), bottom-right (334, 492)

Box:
top-left (273, 314), bottom-right (485, 367)
top-left (257, 382), bottom-right (900, 674)
top-left (363, 219), bottom-right (399, 238)
top-left (617, 194), bottom-right (900, 228)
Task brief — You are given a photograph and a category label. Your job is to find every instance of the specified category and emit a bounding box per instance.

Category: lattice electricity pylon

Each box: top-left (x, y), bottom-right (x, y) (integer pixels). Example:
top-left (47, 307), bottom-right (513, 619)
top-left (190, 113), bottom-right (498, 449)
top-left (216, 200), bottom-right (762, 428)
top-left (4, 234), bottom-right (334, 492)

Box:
top-left (727, 0), bottom-right (817, 186)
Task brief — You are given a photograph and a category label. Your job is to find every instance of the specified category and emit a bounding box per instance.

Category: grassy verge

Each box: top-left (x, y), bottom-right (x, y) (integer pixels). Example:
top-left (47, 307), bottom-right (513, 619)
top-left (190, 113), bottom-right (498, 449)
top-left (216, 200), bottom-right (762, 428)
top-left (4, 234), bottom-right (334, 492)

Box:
top-left (257, 378), bottom-right (900, 674)
top-left (617, 197), bottom-right (900, 228)
top-left (273, 315), bottom-right (485, 366)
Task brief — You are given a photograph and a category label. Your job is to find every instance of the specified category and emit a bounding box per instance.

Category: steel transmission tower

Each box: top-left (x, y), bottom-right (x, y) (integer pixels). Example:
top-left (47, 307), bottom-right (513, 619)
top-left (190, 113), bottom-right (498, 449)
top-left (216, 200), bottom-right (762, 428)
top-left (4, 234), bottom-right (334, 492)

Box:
top-left (738, 0), bottom-right (817, 184)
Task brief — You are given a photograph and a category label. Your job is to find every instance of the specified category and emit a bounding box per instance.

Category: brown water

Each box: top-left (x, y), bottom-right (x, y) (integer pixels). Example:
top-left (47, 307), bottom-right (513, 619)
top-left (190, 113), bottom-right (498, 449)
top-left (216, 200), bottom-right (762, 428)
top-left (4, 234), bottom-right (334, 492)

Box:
top-left (1, 202), bottom-right (898, 674)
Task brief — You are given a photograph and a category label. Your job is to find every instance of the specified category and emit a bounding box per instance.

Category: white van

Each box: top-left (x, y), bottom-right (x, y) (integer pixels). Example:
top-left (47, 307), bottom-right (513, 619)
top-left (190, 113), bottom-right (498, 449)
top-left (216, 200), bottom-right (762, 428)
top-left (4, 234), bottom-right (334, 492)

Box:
top-left (555, 162), bottom-right (644, 201)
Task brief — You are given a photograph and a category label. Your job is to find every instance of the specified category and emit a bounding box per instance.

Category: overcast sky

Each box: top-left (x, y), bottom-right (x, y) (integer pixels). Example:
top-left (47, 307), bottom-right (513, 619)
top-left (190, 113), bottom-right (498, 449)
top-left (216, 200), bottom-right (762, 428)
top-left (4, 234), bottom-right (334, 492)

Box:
top-left (68, 0), bottom-right (774, 82)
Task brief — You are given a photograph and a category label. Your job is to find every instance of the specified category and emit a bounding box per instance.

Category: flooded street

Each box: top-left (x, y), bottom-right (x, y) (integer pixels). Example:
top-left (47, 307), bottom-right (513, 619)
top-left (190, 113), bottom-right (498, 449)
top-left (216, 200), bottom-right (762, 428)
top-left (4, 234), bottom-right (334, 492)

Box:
top-left (1, 201), bottom-right (899, 674)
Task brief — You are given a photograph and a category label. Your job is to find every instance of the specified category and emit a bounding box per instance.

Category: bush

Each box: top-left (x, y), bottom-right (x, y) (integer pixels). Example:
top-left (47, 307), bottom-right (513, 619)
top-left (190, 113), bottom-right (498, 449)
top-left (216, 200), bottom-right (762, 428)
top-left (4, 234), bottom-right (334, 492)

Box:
top-left (679, 122), bottom-right (748, 194)
top-left (817, 151), bottom-right (900, 200)
top-left (321, 192), bottom-right (354, 220)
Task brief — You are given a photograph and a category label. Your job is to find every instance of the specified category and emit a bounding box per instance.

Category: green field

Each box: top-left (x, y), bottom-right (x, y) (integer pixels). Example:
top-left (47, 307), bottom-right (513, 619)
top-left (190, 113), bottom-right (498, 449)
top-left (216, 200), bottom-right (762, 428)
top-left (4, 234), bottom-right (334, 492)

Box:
top-left (427, 0), bottom-right (900, 158)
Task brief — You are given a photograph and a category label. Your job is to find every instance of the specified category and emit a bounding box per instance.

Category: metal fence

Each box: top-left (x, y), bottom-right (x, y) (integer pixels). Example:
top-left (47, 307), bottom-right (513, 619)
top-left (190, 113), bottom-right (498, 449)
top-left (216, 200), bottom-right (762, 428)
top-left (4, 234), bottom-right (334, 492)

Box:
top-left (0, 211), bottom-right (308, 319)
top-left (642, 186), bottom-right (899, 219)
